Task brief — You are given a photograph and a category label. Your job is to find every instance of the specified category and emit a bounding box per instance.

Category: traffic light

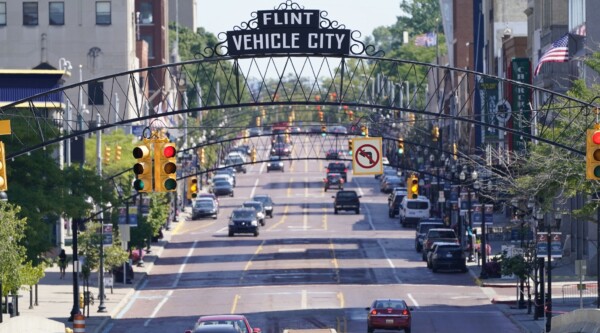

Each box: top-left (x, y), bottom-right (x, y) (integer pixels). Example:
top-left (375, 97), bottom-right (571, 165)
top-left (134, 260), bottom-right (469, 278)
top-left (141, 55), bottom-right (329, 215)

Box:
top-left (364, 127), bottom-right (369, 137)
top-left (586, 128), bottom-right (600, 180)
top-left (154, 142), bottom-right (177, 192)
top-left (348, 139), bottom-right (353, 156)
top-left (453, 142), bottom-right (458, 160)
top-left (432, 126), bottom-right (440, 141)
top-left (256, 116), bottom-right (261, 127)
top-left (321, 125), bottom-right (327, 136)
top-left (103, 146), bottom-right (111, 165)
top-left (115, 145), bottom-right (122, 161)
top-left (251, 147), bottom-right (257, 163)
top-left (318, 111), bottom-right (324, 122)
top-left (198, 148), bottom-right (205, 165)
top-left (398, 138), bottom-right (404, 154)
top-left (407, 174), bottom-right (419, 199)
top-left (0, 141), bottom-right (7, 191)
top-left (360, 125), bottom-right (366, 136)
top-left (187, 177), bottom-right (198, 200)
top-left (348, 110), bottom-right (354, 121)
top-left (133, 144), bottom-right (152, 193)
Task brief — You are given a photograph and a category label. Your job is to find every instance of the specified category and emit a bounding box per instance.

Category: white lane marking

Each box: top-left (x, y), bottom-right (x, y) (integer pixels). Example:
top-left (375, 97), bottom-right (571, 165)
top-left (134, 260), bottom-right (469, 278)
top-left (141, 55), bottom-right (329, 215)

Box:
top-left (143, 290), bottom-right (173, 327)
top-left (301, 289), bottom-right (308, 309)
top-left (115, 279), bottom-right (149, 319)
top-left (172, 240), bottom-right (199, 288)
top-left (408, 293), bottom-right (420, 309)
top-left (250, 178), bottom-right (259, 198)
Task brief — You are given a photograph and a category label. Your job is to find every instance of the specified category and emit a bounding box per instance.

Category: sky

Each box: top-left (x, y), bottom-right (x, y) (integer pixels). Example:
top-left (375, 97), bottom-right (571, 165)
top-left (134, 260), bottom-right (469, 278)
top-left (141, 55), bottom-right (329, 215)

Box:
top-left (196, 0), bottom-right (402, 38)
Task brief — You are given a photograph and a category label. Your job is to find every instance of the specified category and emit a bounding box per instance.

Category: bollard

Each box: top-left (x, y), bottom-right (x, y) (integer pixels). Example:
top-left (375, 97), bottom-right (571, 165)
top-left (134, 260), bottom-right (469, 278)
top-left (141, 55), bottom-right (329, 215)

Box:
top-left (73, 313), bottom-right (85, 333)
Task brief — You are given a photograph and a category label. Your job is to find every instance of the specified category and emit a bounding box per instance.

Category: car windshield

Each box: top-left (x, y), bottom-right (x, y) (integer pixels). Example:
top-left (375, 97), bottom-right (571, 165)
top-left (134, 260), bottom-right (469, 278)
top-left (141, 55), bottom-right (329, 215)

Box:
top-left (232, 210), bottom-right (255, 219)
top-left (337, 191), bottom-right (357, 198)
top-left (254, 196), bottom-right (272, 205)
top-left (437, 245), bottom-right (462, 255)
top-left (428, 230), bottom-right (456, 238)
top-left (269, 156), bottom-right (281, 161)
top-left (243, 202), bottom-right (261, 211)
top-left (198, 320), bottom-right (248, 333)
top-left (194, 201), bottom-right (214, 208)
top-left (214, 181), bottom-right (230, 187)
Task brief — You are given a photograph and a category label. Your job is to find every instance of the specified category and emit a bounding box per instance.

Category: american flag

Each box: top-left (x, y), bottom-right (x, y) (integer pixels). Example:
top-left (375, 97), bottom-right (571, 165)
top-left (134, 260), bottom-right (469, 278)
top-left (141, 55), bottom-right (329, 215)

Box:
top-left (534, 34), bottom-right (570, 76)
top-left (414, 32), bottom-right (437, 47)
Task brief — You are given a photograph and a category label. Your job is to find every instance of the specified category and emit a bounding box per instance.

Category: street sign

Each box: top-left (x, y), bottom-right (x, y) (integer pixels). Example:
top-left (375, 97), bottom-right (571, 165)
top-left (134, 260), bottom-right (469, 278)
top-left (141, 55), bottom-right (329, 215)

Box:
top-left (351, 137), bottom-right (383, 175)
top-left (102, 224), bottom-right (113, 246)
top-left (536, 232), bottom-right (562, 258)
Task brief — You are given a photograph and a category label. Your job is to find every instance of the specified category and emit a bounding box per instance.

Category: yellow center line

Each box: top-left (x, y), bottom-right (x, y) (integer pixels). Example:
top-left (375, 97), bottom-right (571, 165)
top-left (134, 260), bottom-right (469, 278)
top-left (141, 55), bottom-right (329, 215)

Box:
top-left (242, 240), bottom-right (264, 272)
top-left (337, 291), bottom-right (345, 308)
top-left (322, 206), bottom-right (327, 230)
top-left (174, 221), bottom-right (216, 235)
top-left (267, 204), bottom-right (289, 231)
top-left (230, 294), bottom-right (240, 314)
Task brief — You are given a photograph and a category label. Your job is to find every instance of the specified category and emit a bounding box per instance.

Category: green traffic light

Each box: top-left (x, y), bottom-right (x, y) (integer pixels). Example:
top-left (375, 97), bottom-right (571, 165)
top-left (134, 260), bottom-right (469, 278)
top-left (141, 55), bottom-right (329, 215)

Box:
top-left (133, 179), bottom-right (145, 191)
top-left (594, 166), bottom-right (600, 178)
top-left (164, 179), bottom-right (177, 191)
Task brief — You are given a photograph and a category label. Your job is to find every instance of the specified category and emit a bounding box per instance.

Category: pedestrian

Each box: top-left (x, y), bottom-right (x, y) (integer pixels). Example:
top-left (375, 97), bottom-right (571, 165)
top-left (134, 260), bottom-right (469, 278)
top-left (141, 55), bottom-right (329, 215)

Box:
top-left (58, 249), bottom-right (67, 279)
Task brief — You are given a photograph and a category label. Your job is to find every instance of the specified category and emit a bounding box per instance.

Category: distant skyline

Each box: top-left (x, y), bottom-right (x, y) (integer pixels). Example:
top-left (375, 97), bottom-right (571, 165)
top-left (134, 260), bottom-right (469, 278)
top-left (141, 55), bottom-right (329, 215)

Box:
top-left (196, 1), bottom-right (402, 38)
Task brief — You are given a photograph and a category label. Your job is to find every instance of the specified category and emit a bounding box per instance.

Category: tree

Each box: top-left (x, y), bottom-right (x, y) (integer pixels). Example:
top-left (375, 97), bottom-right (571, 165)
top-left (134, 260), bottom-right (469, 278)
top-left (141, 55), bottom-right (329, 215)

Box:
top-left (0, 201), bottom-right (33, 296)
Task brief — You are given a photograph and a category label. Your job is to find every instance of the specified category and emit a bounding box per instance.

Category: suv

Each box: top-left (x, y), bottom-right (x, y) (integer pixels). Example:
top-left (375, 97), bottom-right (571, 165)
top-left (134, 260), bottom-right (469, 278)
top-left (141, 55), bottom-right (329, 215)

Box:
top-left (326, 162), bottom-right (348, 182)
top-left (242, 201), bottom-right (266, 226)
top-left (428, 243), bottom-right (467, 273)
top-left (421, 228), bottom-right (458, 261)
top-left (388, 190), bottom-right (407, 218)
top-left (414, 219), bottom-right (444, 252)
top-left (399, 195), bottom-right (431, 228)
top-left (228, 208), bottom-right (259, 237)
top-left (324, 172), bottom-right (344, 191)
top-left (332, 190), bottom-right (361, 214)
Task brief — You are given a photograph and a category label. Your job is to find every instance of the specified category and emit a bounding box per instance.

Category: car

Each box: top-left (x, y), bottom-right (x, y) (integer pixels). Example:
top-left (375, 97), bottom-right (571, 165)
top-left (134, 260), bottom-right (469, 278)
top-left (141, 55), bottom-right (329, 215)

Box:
top-left (210, 180), bottom-right (234, 197)
top-left (375, 166), bottom-right (398, 179)
top-left (415, 219), bottom-right (445, 252)
top-left (224, 156), bottom-right (247, 174)
top-left (426, 242), bottom-right (455, 269)
top-left (365, 299), bottom-right (413, 333)
top-left (212, 174), bottom-right (235, 187)
top-left (326, 162), bottom-right (348, 182)
top-left (252, 194), bottom-right (274, 218)
top-left (330, 125), bottom-right (348, 134)
top-left (388, 190), bottom-right (407, 218)
top-left (325, 149), bottom-right (341, 160)
top-left (399, 195), bottom-right (431, 228)
top-left (270, 142), bottom-right (292, 156)
top-left (228, 208), bottom-right (259, 237)
top-left (266, 155), bottom-right (285, 172)
top-left (242, 201), bottom-right (266, 226)
top-left (380, 176), bottom-right (403, 193)
top-left (186, 314), bottom-right (262, 333)
top-left (197, 192), bottom-right (219, 205)
top-left (248, 127), bottom-right (263, 137)
top-left (186, 324), bottom-right (243, 333)
top-left (323, 172), bottom-right (344, 192)
top-left (332, 190), bottom-right (360, 214)
top-left (215, 167), bottom-right (236, 183)
top-left (428, 242), bottom-right (468, 272)
top-left (192, 198), bottom-right (219, 220)
top-left (422, 228), bottom-right (459, 261)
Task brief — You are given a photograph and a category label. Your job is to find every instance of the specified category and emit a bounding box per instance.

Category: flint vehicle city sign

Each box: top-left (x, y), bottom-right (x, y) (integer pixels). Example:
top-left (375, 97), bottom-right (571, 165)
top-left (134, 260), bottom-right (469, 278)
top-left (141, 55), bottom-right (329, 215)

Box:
top-left (226, 8), bottom-right (351, 56)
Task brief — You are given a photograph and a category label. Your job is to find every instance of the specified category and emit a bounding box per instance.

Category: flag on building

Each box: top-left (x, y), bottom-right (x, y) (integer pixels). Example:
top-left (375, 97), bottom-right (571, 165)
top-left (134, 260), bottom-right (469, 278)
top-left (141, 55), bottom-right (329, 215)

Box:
top-left (534, 34), bottom-right (570, 76)
top-left (414, 32), bottom-right (437, 47)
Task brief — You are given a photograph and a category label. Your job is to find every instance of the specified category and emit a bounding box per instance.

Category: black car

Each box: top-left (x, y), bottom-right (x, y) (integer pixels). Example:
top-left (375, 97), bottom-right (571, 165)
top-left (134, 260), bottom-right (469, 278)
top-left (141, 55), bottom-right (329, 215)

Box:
top-left (252, 194), bottom-right (274, 218)
top-left (326, 162), bottom-right (348, 182)
top-left (325, 149), bottom-right (340, 160)
top-left (223, 156), bottom-right (247, 174)
top-left (415, 219), bottom-right (445, 252)
top-left (429, 243), bottom-right (467, 272)
top-left (332, 190), bottom-right (361, 214)
top-left (388, 191), bottom-right (406, 218)
top-left (242, 201), bottom-right (266, 226)
top-left (270, 142), bottom-right (292, 156)
top-left (228, 208), bottom-right (259, 237)
top-left (211, 180), bottom-right (234, 197)
top-left (324, 172), bottom-right (344, 191)
top-left (266, 155), bottom-right (284, 172)
top-left (192, 198), bottom-right (219, 220)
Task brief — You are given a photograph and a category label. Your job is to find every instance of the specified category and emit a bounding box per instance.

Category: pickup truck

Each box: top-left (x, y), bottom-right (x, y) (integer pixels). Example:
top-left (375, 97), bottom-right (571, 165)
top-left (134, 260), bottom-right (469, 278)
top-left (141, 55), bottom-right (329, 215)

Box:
top-left (332, 190), bottom-right (361, 214)
top-left (421, 228), bottom-right (459, 261)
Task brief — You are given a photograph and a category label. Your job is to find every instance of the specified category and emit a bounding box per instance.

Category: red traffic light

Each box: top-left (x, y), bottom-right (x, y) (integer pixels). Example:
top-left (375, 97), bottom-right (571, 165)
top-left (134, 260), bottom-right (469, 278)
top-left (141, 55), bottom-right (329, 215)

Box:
top-left (593, 131), bottom-right (600, 145)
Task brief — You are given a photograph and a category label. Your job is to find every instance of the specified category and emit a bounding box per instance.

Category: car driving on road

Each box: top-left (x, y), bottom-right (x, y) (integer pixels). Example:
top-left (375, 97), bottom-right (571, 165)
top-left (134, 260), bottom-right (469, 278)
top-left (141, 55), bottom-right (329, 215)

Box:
top-left (228, 208), bottom-right (259, 237)
top-left (266, 155), bottom-right (285, 172)
top-left (332, 190), bottom-right (360, 214)
top-left (185, 314), bottom-right (262, 333)
top-left (192, 198), bottom-right (219, 220)
top-left (323, 172), bottom-right (344, 192)
top-left (252, 194), bottom-right (274, 218)
top-left (242, 201), bottom-right (266, 226)
top-left (365, 299), bottom-right (413, 333)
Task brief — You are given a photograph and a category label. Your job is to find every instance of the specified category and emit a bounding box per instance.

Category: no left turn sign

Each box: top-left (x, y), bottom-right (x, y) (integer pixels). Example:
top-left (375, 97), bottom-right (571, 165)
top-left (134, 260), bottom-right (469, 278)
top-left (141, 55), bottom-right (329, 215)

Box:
top-left (352, 137), bottom-right (383, 175)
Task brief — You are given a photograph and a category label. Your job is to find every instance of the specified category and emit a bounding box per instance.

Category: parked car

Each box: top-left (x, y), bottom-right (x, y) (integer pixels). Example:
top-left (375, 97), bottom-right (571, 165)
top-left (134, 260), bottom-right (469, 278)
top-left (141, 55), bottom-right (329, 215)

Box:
top-left (210, 180), bottom-right (234, 197)
top-left (414, 219), bottom-right (445, 252)
top-left (326, 162), bottom-right (348, 182)
top-left (323, 172), bottom-right (344, 191)
top-left (185, 314), bottom-right (261, 333)
top-left (365, 299), bottom-right (413, 333)
top-left (266, 155), bottom-right (285, 172)
top-left (388, 190), bottom-right (407, 218)
top-left (380, 176), bottom-right (402, 194)
top-left (242, 201), bottom-right (266, 226)
top-left (228, 208), bottom-right (259, 237)
top-left (428, 242), bottom-right (468, 273)
top-left (252, 194), bottom-right (274, 218)
top-left (422, 228), bottom-right (459, 261)
top-left (192, 198), bottom-right (219, 220)
top-left (332, 190), bottom-right (360, 214)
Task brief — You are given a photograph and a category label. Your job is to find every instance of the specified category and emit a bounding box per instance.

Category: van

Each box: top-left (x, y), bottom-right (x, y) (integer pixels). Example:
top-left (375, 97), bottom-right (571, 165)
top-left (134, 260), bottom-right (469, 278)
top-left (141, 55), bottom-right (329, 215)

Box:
top-left (399, 195), bottom-right (430, 227)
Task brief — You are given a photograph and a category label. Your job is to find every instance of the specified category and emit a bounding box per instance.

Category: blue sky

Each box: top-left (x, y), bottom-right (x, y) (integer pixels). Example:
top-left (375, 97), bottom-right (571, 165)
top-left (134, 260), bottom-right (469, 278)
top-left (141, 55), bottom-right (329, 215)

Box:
top-left (196, 1), bottom-right (402, 38)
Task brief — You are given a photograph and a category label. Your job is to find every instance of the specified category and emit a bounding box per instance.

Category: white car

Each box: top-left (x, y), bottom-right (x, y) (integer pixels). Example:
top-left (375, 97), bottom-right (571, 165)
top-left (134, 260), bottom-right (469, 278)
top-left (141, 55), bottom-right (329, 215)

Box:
top-left (211, 174), bottom-right (235, 187)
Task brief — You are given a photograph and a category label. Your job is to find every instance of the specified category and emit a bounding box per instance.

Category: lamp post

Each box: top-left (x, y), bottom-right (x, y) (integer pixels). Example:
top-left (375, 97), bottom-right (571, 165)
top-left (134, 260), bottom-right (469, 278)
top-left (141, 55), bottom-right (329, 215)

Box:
top-left (459, 168), bottom-right (478, 256)
top-left (0, 192), bottom-right (6, 323)
top-left (97, 202), bottom-right (111, 313)
top-left (68, 216), bottom-right (81, 321)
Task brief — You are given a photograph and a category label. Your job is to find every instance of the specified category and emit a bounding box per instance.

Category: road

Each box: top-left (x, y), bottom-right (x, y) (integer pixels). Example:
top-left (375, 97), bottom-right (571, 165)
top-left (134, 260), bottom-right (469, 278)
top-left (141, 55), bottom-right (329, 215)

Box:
top-left (102, 135), bottom-right (522, 333)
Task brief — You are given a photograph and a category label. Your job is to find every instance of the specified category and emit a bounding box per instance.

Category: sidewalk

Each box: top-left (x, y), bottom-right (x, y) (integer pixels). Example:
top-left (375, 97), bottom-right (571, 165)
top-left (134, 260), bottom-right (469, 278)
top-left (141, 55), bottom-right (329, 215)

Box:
top-left (467, 239), bottom-right (600, 333)
top-left (0, 208), bottom-right (188, 333)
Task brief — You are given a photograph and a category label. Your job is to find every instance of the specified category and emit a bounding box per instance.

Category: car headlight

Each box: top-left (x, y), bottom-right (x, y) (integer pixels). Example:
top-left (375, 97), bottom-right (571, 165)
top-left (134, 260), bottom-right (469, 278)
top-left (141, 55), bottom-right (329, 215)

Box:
top-left (267, 163), bottom-right (272, 167)
top-left (278, 163), bottom-right (283, 166)
top-left (251, 220), bottom-right (258, 226)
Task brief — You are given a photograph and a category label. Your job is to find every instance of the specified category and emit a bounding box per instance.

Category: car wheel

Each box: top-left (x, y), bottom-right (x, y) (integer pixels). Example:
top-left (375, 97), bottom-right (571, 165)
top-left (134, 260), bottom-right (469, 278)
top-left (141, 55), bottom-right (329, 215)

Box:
top-left (266, 170), bottom-right (269, 173)
top-left (355, 208), bottom-right (360, 214)
top-left (389, 211), bottom-right (393, 218)
top-left (432, 265), bottom-right (438, 273)
top-left (269, 213), bottom-right (273, 218)
top-left (324, 187), bottom-right (327, 192)
top-left (334, 208), bottom-right (338, 214)
top-left (253, 230), bottom-right (259, 237)
top-left (405, 327), bottom-right (411, 333)
top-left (213, 214), bottom-right (218, 220)
top-left (422, 252), bottom-right (427, 261)
top-left (416, 243), bottom-right (422, 252)
top-left (367, 326), bottom-right (374, 333)
top-left (228, 231), bottom-right (234, 237)
top-left (462, 265), bottom-right (468, 273)
top-left (260, 220), bottom-right (265, 226)
top-left (230, 191), bottom-right (234, 197)
top-left (281, 169), bottom-right (284, 172)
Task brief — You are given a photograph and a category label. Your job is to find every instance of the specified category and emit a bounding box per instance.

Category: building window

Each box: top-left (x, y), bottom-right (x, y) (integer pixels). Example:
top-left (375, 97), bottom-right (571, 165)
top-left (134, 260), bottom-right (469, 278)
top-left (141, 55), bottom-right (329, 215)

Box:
top-left (23, 2), bottom-right (39, 26)
top-left (96, 1), bottom-right (111, 25)
top-left (141, 34), bottom-right (154, 58)
top-left (139, 2), bottom-right (153, 24)
top-left (0, 3), bottom-right (6, 26)
top-left (49, 2), bottom-right (64, 25)
top-left (88, 81), bottom-right (104, 106)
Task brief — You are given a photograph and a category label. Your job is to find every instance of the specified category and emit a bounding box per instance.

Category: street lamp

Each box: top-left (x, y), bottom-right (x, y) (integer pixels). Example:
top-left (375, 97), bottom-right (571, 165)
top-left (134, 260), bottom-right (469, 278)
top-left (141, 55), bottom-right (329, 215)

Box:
top-left (459, 168), bottom-right (478, 255)
top-left (0, 192), bottom-right (6, 323)
top-left (97, 202), bottom-right (112, 313)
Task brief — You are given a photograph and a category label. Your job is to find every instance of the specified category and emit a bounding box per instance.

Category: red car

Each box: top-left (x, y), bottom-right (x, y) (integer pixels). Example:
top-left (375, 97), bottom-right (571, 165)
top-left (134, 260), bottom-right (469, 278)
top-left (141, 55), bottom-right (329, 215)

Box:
top-left (185, 314), bottom-right (261, 333)
top-left (366, 299), bottom-right (413, 333)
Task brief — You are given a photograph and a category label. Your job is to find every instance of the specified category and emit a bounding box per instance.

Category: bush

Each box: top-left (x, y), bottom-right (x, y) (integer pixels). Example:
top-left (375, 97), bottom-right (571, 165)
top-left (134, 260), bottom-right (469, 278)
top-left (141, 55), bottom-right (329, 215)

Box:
top-left (482, 261), bottom-right (501, 278)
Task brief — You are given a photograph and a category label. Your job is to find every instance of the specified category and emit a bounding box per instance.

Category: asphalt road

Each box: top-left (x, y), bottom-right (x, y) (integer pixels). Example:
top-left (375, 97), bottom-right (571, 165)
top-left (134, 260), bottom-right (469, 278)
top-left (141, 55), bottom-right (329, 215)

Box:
top-left (101, 135), bottom-right (523, 333)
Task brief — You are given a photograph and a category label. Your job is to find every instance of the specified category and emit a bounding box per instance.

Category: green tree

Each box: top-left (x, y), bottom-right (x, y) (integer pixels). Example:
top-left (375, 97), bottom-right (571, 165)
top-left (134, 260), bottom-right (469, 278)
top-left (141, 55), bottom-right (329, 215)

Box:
top-left (0, 201), bottom-right (31, 296)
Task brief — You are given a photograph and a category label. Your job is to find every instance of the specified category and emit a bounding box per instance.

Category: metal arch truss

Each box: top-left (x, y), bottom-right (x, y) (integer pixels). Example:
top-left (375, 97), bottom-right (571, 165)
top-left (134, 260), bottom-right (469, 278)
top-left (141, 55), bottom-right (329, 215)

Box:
top-left (0, 54), bottom-right (596, 163)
